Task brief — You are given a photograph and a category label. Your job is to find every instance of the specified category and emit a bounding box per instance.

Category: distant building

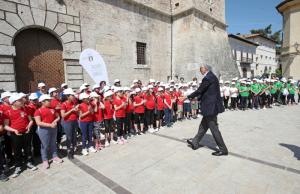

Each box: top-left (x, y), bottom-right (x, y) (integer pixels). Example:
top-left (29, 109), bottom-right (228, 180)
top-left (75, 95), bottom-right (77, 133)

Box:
top-left (241, 34), bottom-right (278, 77)
top-left (277, 0), bottom-right (300, 80)
top-left (228, 34), bottom-right (258, 78)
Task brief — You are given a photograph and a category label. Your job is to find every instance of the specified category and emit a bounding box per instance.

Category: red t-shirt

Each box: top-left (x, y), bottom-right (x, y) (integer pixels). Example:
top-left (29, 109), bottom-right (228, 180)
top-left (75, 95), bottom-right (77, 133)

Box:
top-left (156, 95), bottom-right (164, 110)
top-left (51, 98), bottom-right (61, 115)
top-left (144, 94), bottom-right (156, 110)
top-left (134, 95), bottom-right (145, 113)
top-left (113, 97), bottom-right (126, 118)
top-left (103, 100), bottom-right (114, 120)
top-left (34, 107), bottom-right (57, 124)
top-left (25, 103), bottom-right (37, 117)
top-left (91, 101), bottom-right (103, 122)
top-left (126, 99), bottom-right (134, 113)
top-left (61, 101), bottom-right (78, 121)
top-left (5, 108), bottom-right (30, 133)
top-left (164, 93), bottom-right (172, 109)
top-left (0, 104), bottom-right (11, 117)
top-left (0, 112), bottom-right (4, 135)
top-left (78, 103), bottom-right (94, 122)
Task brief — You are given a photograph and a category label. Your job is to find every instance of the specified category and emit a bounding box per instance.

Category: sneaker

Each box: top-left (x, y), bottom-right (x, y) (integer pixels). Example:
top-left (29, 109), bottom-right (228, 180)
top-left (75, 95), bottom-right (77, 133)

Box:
top-left (154, 128), bottom-right (159, 132)
top-left (111, 140), bottom-right (118, 145)
top-left (82, 149), bottom-right (89, 156)
top-left (12, 167), bottom-right (21, 178)
top-left (121, 137), bottom-right (127, 143)
top-left (42, 161), bottom-right (49, 169)
top-left (88, 147), bottom-right (97, 153)
top-left (0, 173), bottom-right (8, 182)
top-left (148, 128), bottom-right (155, 133)
top-left (117, 138), bottom-right (124, 145)
top-left (26, 162), bottom-right (38, 171)
top-left (52, 157), bottom-right (63, 164)
top-left (105, 141), bottom-right (110, 147)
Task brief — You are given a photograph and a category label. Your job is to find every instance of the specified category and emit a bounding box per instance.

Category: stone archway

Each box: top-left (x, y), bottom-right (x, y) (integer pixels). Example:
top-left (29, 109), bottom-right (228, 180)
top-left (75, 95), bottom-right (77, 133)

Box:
top-left (13, 28), bottom-right (64, 93)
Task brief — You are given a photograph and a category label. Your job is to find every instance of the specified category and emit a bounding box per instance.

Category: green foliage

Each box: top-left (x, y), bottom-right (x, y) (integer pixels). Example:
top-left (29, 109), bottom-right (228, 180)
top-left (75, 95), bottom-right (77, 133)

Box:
top-left (250, 24), bottom-right (282, 45)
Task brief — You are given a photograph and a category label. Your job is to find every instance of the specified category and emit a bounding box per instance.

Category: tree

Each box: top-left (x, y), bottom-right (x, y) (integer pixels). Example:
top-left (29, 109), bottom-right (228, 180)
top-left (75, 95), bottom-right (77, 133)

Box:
top-left (250, 24), bottom-right (281, 45)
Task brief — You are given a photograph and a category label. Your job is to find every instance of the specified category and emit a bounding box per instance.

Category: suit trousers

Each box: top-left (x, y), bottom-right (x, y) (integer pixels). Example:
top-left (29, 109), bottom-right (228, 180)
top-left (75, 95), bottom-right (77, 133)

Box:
top-left (192, 115), bottom-right (228, 153)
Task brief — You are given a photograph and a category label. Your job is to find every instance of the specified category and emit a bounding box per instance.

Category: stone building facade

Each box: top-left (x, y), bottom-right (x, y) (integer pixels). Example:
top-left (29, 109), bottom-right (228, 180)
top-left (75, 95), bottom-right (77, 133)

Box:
top-left (277, 0), bottom-right (300, 80)
top-left (0, 0), bottom-right (238, 92)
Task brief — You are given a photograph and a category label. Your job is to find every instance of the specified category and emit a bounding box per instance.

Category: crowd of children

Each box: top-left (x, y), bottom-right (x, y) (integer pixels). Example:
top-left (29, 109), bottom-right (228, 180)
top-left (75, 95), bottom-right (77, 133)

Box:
top-left (0, 76), bottom-right (299, 181)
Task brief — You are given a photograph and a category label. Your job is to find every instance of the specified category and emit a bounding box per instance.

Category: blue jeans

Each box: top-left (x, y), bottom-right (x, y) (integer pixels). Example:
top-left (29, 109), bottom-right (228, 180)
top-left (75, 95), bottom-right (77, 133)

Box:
top-left (164, 108), bottom-right (172, 127)
top-left (79, 121), bottom-right (94, 149)
top-left (37, 127), bottom-right (58, 161)
top-left (63, 120), bottom-right (78, 151)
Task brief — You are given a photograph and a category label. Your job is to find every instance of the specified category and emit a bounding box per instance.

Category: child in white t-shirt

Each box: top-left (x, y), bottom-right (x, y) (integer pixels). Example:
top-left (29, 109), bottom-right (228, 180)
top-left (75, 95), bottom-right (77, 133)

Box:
top-left (229, 82), bottom-right (238, 110)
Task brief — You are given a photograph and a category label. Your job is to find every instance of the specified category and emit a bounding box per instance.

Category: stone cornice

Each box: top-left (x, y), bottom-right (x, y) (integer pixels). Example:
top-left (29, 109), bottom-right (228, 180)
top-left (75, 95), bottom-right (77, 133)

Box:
top-left (98, 0), bottom-right (227, 29)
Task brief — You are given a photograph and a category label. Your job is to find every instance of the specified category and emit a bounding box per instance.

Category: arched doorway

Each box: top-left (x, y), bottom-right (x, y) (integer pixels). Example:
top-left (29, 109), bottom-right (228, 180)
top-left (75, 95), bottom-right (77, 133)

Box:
top-left (14, 28), bottom-right (65, 93)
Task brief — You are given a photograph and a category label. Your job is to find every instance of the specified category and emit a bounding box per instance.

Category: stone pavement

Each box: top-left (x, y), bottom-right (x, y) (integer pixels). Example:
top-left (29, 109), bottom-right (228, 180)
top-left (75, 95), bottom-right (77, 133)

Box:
top-left (1, 105), bottom-right (300, 194)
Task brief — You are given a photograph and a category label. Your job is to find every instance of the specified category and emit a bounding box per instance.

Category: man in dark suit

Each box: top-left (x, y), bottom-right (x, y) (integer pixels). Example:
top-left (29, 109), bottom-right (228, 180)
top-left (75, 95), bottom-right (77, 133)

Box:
top-left (186, 65), bottom-right (228, 156)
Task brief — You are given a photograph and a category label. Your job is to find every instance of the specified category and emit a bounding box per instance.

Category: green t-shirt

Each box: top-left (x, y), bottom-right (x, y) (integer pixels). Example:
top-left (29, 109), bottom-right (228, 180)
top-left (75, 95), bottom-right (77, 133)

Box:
top-left (289, 86), bottom-right (296, 94)
top-left (270, 84), bottom-right (277, 94)
top-left (275, 81), bottom-right (282, 90)
top-left (239, 86), bottom-right (249, 97)
top-left (251, 83), bottom-right (261, 94)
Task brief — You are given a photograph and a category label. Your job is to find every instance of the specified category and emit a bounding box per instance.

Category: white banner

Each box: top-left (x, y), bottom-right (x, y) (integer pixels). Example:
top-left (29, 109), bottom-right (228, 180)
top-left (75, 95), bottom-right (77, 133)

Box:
top-left (79, 49), bottom-right (109, 84)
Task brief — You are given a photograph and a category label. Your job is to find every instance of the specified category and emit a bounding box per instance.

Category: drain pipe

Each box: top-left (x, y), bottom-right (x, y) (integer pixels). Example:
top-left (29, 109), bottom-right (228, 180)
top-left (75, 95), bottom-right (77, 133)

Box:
top-left (170, 0), bottom-right (173, 80)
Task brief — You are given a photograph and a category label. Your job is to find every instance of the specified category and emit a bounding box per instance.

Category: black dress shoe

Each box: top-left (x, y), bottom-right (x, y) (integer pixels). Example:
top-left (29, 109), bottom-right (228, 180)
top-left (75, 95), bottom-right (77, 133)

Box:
top-left (212, 151), bottom-right (228, 156)
top-left (187, 139), bottom-right (198, 150)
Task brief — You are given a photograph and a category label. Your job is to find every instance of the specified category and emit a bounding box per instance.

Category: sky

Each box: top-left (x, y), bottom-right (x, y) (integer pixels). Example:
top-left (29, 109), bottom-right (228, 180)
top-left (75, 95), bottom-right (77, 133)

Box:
top-left (226, 0), bottom-right (283, 35)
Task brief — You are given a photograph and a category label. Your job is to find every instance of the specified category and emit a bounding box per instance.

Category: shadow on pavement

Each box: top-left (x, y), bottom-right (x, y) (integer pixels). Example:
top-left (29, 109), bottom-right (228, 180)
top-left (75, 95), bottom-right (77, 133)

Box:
top-left (280, 143), bottom-right (300, 160)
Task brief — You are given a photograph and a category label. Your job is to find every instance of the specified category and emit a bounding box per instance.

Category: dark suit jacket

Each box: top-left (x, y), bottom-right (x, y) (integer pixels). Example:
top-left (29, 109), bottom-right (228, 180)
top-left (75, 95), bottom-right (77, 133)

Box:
top-left (188, 71), bottom-right (225, 116)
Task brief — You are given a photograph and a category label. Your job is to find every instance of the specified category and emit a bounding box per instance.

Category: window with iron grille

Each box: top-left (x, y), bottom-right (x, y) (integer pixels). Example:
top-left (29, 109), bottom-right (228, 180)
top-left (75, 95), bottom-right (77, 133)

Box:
top-left (136, 42), bottom-right (146, 65)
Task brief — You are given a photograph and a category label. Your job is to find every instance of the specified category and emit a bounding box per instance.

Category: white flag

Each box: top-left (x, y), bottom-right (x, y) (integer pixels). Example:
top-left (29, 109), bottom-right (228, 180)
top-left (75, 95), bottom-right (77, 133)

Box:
top-left (79, 49), bottom-right (109, 84)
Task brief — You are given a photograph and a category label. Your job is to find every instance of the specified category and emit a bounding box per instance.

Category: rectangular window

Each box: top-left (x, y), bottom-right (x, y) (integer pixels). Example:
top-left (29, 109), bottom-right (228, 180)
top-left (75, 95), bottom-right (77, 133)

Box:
top-left (136, 42), bottom-right (146, 65)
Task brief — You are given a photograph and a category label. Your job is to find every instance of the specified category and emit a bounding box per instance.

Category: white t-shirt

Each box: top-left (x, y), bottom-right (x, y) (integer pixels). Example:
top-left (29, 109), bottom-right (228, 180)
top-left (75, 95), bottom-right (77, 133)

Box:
top-left (184, 89), bottom-right (193, 103)
top-left (223, 86), bottom-right (230, 97)
top-left (230, 87), bottom-right (238, 98)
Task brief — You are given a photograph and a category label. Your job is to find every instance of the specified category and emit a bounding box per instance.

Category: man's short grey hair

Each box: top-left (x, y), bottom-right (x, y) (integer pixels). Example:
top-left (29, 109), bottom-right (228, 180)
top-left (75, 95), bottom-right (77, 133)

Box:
top-left (200, 64), bottom-right (212, 71)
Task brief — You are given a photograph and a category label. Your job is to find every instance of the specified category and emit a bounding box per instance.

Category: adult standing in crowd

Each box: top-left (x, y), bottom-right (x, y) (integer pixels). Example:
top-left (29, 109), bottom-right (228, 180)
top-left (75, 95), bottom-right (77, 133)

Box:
top-left (186, 65), bottom-right (228, 156)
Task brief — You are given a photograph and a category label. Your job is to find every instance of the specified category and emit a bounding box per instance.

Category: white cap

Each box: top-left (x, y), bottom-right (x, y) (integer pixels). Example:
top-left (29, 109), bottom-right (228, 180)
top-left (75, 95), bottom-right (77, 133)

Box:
top-left (192, 82), bottom-right (198, 86)
top-left (79, 93), bottom-right (90, 100)
top-left (79, 85), bottom-right (87, 92)
top-left (169, 80), bottom-right (175, 83)
top-left (92, 84), bottom-right (100, 90)
top-left (38, 82), bottom-right (46, 88)
top-left (133, 79), bottom-right (138, 84)
top-left (130, 91), bottom-right (136, 95)
top-left (123, 87), bottom-right (130, 91)
top-left (135, 88), bottom-right (141, 93)
top-left (142, 87), bottom-right (148, 91)
top-left (231, 82), bottom-right (236, 84)
top-left (165, 85), bottom-right (170, 89)
top-left (241, 81), bottom-right (246, 84)
top-left (114, 79), bottom-right (120, 83)
top-left (149, 79), bottom-right (155, 83)
top-left (104, 86), bottom-right (111, 92)
top-left (61, 83), bottom-right (68, 88)
top-left (148, 85), bottom-right (154, 89)
top-left (48, 87), bottom-right (57, 94)
top-left (83, 83), bottom-right (90, 87)
top-left (19, 92), bottom-right (27, 98)
top-left (219, 80), bottom-right (224, 84)
top-left (114, 87), bottom-right (123, 93)
top-left (63, 88), bottom-right (75, 95)
top-left (258, 80), bottom-right (263, 83)
top-left (9, 93), bottom-right (23, 104)
top-left (104, 90), bottom-right (114, 98)
top-left (39, 94), bottom-right (51, 102)
top-left (90, 91), bottom-right (100, 98)
top-left (29, 93), bottom-right (38, 100)
top-left (1, 91), bottom-right (11, 99)
top-left (170, 88), bottom-right (174, 91)
top-left (130, 84), bottom-right (135, 89)
top-left (158, 87), bottom-right (164, 92)
top-left (225, 81), bottom-right (230, 84)
top-left (281, 78), bottom-right (287, 82)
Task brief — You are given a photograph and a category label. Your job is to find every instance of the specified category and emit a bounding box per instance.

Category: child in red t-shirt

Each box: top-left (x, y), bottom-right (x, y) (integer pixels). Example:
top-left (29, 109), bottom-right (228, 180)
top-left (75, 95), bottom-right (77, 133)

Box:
top-left (61, 89), bottom-right (79, 159)
top-left (133, 88), bottom-right (145, 135)
top-left (90, 92), bottom-right (105, 150)
top-left (155, 88), bottom-right (165, 130)
top-left (103, 91), bottom-right (116, 146)
top-left (4, 93), bottom-right (36, 178)
top-left (34, 94), bottom-right (62, 169)
top-left (144, 86), bottom-right (156, 133)
top-left (78, 93), bottom-right (96, 156)
top-left (163, 89), bottom-right (173, 127)
top-left (113, 88), bottom-right (127, 144)
top-left (125, 91), bottom-right (135, 137)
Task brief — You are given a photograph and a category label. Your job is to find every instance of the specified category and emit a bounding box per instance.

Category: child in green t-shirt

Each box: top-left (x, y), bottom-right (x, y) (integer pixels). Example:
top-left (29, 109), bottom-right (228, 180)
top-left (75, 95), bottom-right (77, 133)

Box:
top-left (239, 81), bottom-right (249, 111)
top-left (287, 82), bottom-right (297, 105)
